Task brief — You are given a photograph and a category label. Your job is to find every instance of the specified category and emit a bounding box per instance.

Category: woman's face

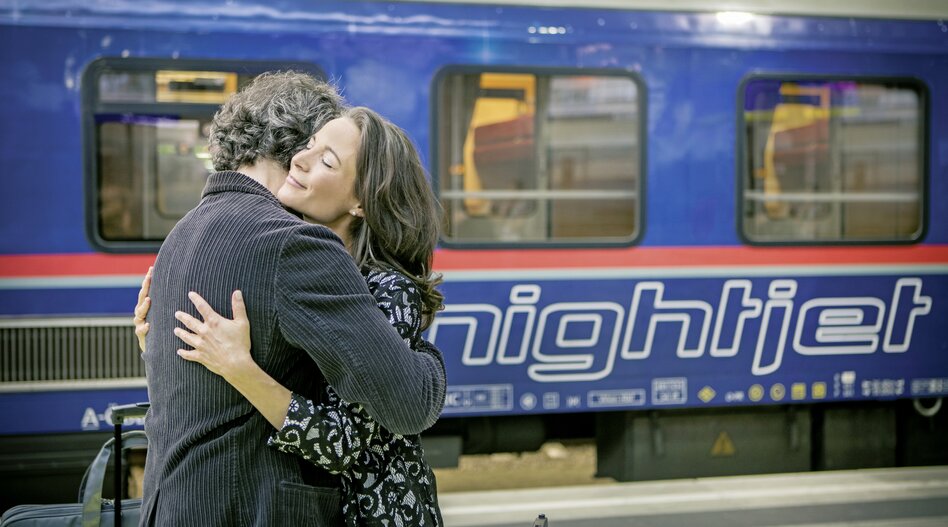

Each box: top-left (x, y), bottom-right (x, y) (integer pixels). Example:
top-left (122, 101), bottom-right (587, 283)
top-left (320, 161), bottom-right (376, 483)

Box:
top-left (278, 117), bottom-right (361, 232)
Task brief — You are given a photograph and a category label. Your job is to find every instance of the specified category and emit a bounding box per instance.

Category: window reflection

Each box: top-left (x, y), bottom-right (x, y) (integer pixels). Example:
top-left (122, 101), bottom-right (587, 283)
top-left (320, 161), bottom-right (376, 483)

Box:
top-left (743, 79), bottom-right (923, 242)
top-left (98, 116), bottom-right (212, 241)
top-left (438, 71), bottom-right (641, 244)
top-left (86, 60), bottom-right (321, 248)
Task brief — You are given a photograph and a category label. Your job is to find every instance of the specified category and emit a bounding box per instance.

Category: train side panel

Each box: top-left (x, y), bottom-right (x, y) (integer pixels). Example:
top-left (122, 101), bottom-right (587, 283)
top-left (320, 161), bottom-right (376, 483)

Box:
top-left (0, 0), bottom-right (946, 505)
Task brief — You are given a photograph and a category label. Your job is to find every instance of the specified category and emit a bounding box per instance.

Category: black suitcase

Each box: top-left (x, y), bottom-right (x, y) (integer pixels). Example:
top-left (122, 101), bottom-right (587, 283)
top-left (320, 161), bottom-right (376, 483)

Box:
top-left (0, 403), bottom-right (150, 527)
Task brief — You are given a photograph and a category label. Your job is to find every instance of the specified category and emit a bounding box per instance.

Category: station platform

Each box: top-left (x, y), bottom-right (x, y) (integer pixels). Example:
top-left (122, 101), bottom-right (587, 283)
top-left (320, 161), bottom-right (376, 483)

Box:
top-left (440, 466), bottom-right (948, 527)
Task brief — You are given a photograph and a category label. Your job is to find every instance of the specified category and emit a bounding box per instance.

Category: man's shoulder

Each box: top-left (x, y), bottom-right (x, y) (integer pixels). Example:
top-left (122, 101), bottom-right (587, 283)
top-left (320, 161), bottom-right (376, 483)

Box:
top-left (279, 221), bottom-right (348, 256)
top-left (157, 195), bottom-right (313, 267)
top-left (273, 222), bottom-right (359, 285)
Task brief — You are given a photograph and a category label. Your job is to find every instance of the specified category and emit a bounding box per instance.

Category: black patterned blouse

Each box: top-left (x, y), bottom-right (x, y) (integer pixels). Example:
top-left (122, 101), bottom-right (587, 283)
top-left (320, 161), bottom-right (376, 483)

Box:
top-left (268, 266), bottom-right (443, 526)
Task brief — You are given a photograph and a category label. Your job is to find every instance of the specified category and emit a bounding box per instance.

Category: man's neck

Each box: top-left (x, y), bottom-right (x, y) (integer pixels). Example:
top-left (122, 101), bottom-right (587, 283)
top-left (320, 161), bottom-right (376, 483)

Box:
top-left (236, 159), bottom-right (287, 196)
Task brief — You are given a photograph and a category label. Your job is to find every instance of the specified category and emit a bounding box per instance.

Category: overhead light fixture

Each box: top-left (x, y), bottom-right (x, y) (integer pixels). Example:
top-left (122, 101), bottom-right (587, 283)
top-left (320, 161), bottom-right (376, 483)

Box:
top-left (716, 11), bottom-right (755, 25)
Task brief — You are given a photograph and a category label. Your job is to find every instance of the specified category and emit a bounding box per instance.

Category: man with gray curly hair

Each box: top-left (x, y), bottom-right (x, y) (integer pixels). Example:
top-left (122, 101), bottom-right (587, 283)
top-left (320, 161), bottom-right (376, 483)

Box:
top-left (208, 71), bottom-right (341, 176)
top-left (140, 71), bottom-right (447, 526)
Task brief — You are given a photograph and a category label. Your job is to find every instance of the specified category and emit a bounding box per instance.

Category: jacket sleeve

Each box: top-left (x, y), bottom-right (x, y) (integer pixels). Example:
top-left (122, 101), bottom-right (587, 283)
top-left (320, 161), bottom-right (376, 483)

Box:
top-left (268, 390), bottom-right (376, 474)
top-left (274, 225), bottom-right (445, 434)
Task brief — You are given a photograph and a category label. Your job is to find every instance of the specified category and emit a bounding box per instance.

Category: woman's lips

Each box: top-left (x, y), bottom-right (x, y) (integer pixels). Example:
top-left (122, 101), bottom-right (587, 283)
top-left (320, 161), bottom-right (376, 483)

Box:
top-left (286, 174), bottom-right (306, 190)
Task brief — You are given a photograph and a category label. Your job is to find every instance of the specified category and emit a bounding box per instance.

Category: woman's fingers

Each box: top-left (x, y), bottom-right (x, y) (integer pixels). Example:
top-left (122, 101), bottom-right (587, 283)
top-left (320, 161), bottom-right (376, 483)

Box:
top-left (136, 267), bottom-right (153, 307)
top-left (176, 348), bottom-right (203, 364)
top-left (133, 269), bottom-right (152, 324)
top-left (134, 297), bottom-right (150, 320)
top-left (188, 291), bottom-right (220, 324)
top-left (135, 320), bottom-right (149, 355)
top-left (173, 326), bottom-right (202, 349)
top-left (132, 268), bottom-right (153, 355)
top-left (231, 290), bottom-right (248, 324)
top-left (175, 310), bottom-right (206, 335)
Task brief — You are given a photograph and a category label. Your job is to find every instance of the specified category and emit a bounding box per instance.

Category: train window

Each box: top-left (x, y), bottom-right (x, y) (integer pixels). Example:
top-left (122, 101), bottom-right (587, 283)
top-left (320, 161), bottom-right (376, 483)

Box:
top-left (83, 58), bottom-right (324, 252)
top-left (435, 69), bottom-right (644, 245)
top-left (740, 77), bottom-right (926, 244)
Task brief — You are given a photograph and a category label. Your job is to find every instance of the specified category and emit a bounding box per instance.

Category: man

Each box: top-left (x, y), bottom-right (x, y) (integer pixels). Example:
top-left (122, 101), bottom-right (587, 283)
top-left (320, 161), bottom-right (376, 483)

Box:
top-left (140, 72), bottom-right (446, 526)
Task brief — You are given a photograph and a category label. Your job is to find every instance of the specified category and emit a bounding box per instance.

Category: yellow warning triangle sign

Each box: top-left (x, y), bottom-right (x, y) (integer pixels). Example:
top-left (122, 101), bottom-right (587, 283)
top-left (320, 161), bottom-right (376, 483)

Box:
top-left (711, 431), bottom-right (736, 457)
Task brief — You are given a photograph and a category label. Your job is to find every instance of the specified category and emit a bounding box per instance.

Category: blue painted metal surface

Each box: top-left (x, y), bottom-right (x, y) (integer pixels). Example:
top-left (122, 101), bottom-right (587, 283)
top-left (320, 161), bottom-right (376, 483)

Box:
top-left (0, 1), bottom-right (946, 435)
top-left (1, 2), bottom-right (947, 253)
top-left (0, 388), bottom-right (147, 435)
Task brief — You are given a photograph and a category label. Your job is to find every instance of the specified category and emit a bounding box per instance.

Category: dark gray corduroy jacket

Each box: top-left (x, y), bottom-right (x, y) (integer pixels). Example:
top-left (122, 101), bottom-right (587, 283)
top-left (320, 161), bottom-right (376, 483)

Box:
top-left (140, 172), bottom-right (446, 526)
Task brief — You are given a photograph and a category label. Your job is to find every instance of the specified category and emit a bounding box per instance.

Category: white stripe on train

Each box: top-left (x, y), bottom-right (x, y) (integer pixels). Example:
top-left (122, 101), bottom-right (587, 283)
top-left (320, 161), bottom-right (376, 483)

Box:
top-left (1, 264), bottom-right (946, 289)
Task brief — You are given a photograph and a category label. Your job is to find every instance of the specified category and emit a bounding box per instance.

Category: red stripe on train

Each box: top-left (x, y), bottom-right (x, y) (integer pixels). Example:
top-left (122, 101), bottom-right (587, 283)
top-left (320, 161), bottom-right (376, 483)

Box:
top-left (433, 246), bottom-right (948, 270)
top-left (0, 254), bottom-right (158, 278)
top-left (1, 246), bottom-right (947, 278)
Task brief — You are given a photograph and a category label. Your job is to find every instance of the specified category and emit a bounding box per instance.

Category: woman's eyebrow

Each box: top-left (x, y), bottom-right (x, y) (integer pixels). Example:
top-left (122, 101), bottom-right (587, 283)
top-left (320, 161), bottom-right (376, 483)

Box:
top-left (324, 145), bottom-right (340, 162)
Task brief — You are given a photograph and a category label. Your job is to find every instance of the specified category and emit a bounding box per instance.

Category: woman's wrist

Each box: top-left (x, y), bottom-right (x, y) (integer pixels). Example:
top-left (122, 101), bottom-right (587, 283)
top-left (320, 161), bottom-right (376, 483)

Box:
top-left (223, 356), bottom-right (293, 430)
top-left (221, 351), bottom-right (260, 386)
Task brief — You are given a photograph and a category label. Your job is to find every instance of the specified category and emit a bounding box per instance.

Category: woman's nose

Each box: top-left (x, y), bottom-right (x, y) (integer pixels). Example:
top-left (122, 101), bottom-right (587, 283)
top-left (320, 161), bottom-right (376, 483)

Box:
top-left (292, 151), bottom-right (311, 172)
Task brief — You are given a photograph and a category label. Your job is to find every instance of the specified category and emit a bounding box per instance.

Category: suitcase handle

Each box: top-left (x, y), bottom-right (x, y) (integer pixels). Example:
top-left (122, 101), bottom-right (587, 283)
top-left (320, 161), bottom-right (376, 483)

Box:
top-left (108, 402), bottom-right (149, 527)
top-left (110, 402), bottom-right (150, 425)
top-left (78, 430), bottom-right (148, 527)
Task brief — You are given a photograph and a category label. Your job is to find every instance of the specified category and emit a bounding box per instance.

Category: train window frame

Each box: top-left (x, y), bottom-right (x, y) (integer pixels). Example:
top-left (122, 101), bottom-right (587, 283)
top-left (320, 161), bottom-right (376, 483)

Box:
top-left (431, 65), bottom-right (648, 249)
top-left (81, 57), bottom-right (326, 253)
top-left (736, 73), bottom-right (929, 246)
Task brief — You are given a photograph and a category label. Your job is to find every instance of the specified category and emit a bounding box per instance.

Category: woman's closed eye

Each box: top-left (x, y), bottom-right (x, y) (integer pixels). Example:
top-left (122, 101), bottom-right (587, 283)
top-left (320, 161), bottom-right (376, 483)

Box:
top-left (321, 154), bottom-right (335, 169)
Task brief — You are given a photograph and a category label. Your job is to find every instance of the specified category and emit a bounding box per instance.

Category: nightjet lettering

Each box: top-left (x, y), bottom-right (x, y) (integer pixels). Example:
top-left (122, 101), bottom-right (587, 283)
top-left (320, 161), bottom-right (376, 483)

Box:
top-left (426, 278), bottom-right (933, 382)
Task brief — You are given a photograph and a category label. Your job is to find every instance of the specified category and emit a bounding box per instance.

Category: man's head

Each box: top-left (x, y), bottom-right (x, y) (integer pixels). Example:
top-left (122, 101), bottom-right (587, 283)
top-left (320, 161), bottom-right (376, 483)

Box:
top-left (209, 71), bottom-right (345, 172)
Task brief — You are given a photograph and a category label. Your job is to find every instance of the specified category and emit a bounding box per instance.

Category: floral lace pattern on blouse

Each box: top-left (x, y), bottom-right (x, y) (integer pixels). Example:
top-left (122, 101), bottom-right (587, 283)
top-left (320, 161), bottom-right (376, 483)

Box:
top-left (269, 267), bottom-right (442, 526)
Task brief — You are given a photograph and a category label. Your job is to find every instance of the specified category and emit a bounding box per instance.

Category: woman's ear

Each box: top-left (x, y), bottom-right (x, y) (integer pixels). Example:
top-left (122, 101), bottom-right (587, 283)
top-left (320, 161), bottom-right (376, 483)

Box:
top-left (349, 205), bottom-right (364, 218)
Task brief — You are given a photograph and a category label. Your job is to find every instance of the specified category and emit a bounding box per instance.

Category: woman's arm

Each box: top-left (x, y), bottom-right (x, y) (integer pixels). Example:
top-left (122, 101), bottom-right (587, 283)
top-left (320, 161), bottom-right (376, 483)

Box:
top-left (268, 390), bottom-right (377, 474)
top-left (174, 291), bottom-right (292, 429)
top-left (175, 291), bottom-right (377, 472)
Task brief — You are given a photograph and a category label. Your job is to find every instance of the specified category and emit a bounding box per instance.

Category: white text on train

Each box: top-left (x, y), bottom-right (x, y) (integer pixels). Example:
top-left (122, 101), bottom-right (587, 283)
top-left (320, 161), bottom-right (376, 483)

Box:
top-left (426, 278), bottom-right (932, 382)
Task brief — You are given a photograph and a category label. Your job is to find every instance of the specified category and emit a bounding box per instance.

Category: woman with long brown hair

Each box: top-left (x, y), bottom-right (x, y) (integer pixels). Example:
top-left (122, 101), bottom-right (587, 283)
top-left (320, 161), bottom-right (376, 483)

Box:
top-left (135, 106), bottom-right (445, 525)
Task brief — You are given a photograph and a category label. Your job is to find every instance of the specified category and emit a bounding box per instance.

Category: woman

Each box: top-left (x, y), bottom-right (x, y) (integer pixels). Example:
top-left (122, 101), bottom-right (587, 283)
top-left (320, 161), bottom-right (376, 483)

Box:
top-left (134, 107), bottom-right (445, 526)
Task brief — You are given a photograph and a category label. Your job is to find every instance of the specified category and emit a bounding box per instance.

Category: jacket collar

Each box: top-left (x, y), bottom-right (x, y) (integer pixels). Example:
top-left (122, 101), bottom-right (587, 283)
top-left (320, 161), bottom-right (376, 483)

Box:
top-left (201, 171), bottom-right (282, 208)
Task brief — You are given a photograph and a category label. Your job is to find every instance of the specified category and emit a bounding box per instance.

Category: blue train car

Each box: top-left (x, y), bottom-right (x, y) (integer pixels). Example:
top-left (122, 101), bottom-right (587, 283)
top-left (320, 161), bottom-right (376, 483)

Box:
top-left (1, 0), bottom-right (947, 508)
